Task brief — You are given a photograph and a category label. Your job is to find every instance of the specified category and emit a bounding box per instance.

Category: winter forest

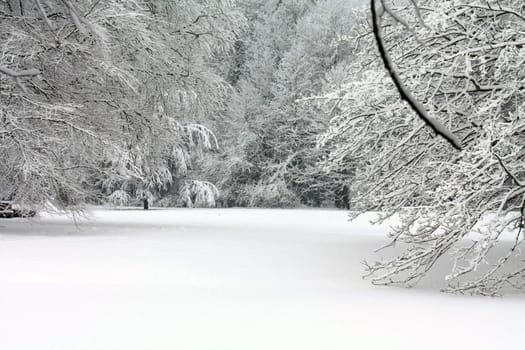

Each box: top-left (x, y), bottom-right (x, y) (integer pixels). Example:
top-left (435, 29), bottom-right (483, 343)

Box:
top-left (1, 0), bottom-right (525, 348)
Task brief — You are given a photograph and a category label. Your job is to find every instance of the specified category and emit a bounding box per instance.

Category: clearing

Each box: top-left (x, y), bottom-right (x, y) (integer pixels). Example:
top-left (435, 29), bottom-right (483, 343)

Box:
top-left (0, 208), bottom-right (523, 350)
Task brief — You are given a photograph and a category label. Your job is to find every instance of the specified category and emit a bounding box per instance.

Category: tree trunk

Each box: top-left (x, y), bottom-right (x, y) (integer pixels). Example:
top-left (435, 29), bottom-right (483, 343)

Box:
top-left (143, 198), bottom-right (149, 210)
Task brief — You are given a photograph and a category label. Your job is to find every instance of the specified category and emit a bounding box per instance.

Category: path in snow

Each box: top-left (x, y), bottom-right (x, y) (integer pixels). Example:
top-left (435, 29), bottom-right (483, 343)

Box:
top-left (0, 209), bottom-right (523, 350)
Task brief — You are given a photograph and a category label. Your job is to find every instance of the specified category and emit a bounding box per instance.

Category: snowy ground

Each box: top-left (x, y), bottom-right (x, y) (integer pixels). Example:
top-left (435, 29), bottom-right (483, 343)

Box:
top-left (0, 208), bottom-right (523, 350)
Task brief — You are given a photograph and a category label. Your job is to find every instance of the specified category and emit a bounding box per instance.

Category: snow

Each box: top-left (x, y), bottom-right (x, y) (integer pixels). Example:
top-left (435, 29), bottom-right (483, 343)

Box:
top-left (0, 208), bottom-right (523, 350)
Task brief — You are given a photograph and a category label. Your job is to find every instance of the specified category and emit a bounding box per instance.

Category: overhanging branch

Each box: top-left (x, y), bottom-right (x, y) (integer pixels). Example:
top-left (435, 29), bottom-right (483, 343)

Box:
top-left (370, 0), bottom-right (462, 150)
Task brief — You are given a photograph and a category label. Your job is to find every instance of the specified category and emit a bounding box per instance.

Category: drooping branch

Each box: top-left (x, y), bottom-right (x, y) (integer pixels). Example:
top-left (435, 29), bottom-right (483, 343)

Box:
top-left (370, 0), bottom-right (462, 150)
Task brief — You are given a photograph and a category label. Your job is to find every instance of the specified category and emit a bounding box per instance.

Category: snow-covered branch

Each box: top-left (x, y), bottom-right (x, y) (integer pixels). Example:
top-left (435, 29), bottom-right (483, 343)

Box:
top-left (371, 0), bottom-right (462, 150)
top-left (312, 0), bottom-right (525, 294)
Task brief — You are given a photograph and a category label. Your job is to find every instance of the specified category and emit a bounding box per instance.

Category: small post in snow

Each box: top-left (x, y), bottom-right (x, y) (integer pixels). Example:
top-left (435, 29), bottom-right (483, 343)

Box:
top-left (143, 194), bottom-right (149, 210)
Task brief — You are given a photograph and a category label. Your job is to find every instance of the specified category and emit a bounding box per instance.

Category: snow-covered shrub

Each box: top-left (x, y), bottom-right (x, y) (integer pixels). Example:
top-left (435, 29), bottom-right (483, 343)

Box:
top-left (246, 181), bottom-right (300, 208)
top-left (108, 190), bottom-right (131, 207)
top-left (180, 180), bottom-right (220, 208)
top-left (155, 196), bottom-right (179, 208)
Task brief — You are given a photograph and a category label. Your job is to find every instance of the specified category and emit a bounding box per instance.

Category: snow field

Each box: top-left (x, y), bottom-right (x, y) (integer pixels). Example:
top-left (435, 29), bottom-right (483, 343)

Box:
top-left (0, 209), bottom-right (523, 350)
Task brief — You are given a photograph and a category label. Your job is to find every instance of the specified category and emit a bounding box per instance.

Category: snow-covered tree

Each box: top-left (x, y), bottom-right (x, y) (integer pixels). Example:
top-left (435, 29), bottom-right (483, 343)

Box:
top-left (102, 119), bottom-right (220, 208)
top-left (316, 0), bottom-right (525, 294)
top-left (0, 0), bottom-right (244, 210)
top-left (210, 0), bottom-right (358, 207)
top-left (180, 180), bottom-right (220, 208)
top-left (269, 0), bottom-right (356, 206)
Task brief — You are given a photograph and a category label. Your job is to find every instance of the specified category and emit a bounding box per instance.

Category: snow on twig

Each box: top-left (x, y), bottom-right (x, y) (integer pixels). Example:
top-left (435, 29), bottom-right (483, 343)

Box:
top-left (370, 0), bottom-right (462, 150)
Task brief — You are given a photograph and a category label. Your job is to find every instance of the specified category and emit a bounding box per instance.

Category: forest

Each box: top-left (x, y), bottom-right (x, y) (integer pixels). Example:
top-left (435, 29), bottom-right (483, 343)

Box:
top-left (1, 0), bottom-right (525, 298)
top-left (1, 0), bottom-right (364, 211)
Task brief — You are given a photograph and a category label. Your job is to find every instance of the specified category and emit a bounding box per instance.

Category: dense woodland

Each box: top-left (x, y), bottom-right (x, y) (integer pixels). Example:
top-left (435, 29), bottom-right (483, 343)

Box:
top-left (0, 0), bottom-right (360, 210)
top-left (1, 0), bottom-right (525, 294)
